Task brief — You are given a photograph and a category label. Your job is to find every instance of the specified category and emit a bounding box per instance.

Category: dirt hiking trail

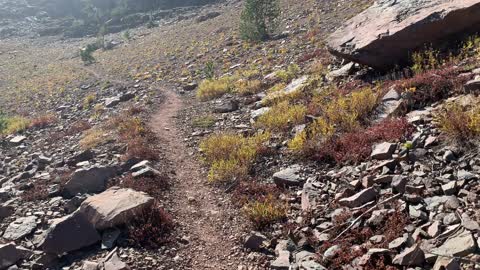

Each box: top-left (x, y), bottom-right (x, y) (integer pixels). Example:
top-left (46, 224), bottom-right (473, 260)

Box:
top-left (150, 88), bottom-right (247, 269)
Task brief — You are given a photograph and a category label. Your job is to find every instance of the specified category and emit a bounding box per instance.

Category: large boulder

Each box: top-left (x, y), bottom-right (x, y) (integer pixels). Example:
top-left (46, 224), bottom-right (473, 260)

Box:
top-left (327, 0), bottom-right (480, 70)
top-left (62, 166), bottom-right (118, 198)
top-left (36, 212), bottom-right (101, 254)
top-left (0, 243), bottom-right (29, 269)
top-left (79, 187), bottom-right (154, 230)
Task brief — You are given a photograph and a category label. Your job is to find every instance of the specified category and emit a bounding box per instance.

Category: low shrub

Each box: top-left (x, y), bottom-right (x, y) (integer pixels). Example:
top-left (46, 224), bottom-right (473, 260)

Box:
top-left (200, 132), bottom-right (270, 182)
top-left (79, 128), bottom-right (108, 150)
top-left (29, 114), bottom-right (57, 129)
top-left (197, 77), bottom-right (234, 101)
top-left (234, 79), bottom-right (263, 96)
top-left (192, 115), bottom-right (216, 128)
top-left (244, 194), bottom-right (287, 229)
top-left (114, 174), bottom-right (169, 199)
top-left (395, 66), bottom-right (470, 112)
top-left (66, 120), bottom-right (92, 136)
top-left (1, 116), bottom-right (31, 135)
top-left (83, 93), bottom-right (96, 109)
top-left (256, 101), bottom-right (307, 132)
top-left (127, 202), bottom-right (173, 249)
top-left (276, 64), bottom-right (300, 83)
top-left (316, 118), bottom-right (413, 164)
top-left (436, 102), bottom-right (480, 141)
top-left (232, 181), bottom-right (281, 207)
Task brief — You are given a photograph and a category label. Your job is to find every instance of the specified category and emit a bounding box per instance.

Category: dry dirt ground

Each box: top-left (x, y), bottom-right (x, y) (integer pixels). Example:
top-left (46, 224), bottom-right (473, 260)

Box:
top-left (150, 88), bottom-right (250, 269)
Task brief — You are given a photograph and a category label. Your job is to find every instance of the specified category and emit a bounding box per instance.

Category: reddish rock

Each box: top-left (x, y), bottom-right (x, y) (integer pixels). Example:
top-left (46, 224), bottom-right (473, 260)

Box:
top-left (327, 0), bottom-right (480, 70)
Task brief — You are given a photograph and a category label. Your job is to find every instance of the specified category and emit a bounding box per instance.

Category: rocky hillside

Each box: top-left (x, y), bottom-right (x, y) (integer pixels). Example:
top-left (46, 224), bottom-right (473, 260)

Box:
top-left (1, 0), bottom-right (480, 269)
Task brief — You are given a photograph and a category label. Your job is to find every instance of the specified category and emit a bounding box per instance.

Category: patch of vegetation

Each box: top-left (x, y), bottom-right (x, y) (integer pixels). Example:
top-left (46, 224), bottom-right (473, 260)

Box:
top-left (289, 87), bottom-right (379, 156)
top-left (200, 132), bottom-right (270, 183)
top-left (197, 76), bottom-right (234, 101)
top-left (192, 115), bottom-right (216, 128)
top-left (234, 79), bottom-right (263, 96)
top-left (256, 101), bottom-right (306, 132)
top-left (127, 202), bottom-right (173, 249)
top-left (395, 66), bottom-right (470, 112)
top-left (80, 44), bottom-right (96, 65)
top-left (240, 0), bottom-right (280, 41)
top-left (29, 114), bottom-right (57, 129)
top-left (244, 194), bottom-right (287, 229)
top-left (436, 101), bottom-right (480, 142)
top-left (83, 93), bottom-right (97, 109)
top-left (111, 115), bottom-right (158, 161)
top-left (79, 128), bottom-right (108, 149)
top-left (0, 115), bottom-right (31, 135)
top-left (277, 64), bottom-right (301, 83)
top-left (316, 118), bottom-right (413, 163)
top-left (203, 61), bottom-right (215, 80)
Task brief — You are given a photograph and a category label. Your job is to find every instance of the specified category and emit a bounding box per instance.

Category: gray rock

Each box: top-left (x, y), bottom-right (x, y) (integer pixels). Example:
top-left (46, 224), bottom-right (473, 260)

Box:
top-left (0, 243), bottom-right (28, 269)
top-left (105, 97), bottom-right (121, 108)
top-left (79, 187), bottom-right (154, 230)
top-left (213, 100), bottom-right (239, 113)
top-left (464, 78), bottom-right (480, 92)
top-left (298, 260), bottom-right (327, 270)
top-left (9, 136), bottom-right (26, 145)
top-left (244, 231), bottom-right (267, 251)
top-left (270, 250), bottom-right (290, 270)
top-left (431, 230), bottom-right (477, 257)
top-left (301, 182), bottom-right (322, 211)
top-left (63, 166), bottom-right (117, 198)
top-left (338, 187), bottom-right (378, 208)
top-left (251, 107), bottom-right (271, 121)
top-left (443, 213), bottom-right (460, 225)
top-left (273, 165), bottom-right (302, 187)
top-left (82, 261), bottom-right (100, 270)
top-left (327, 62), bottom-right (354, 80)
top-left (433, 257), bottom-right (460, 270)
top-left (371, 142), bottom-right (396, 160)
top-left (104, 252), bottom-right (130, 270)
top-left (67, 150), bottom-right (94, 166)
top-left (132, 166), bottom-right (161, 179)
top-left (323, 245), bottom-right (341, 260)
top-left (392, 244), bottom-right (425, 266)
top-left (3, 216), bottom-right (37, 241)
top-left (327, 0), bottom-right (480, 70)
top-left (37, 212), bottom-right (100, 254)
top-left (391, 175), bottom-right (408, 194)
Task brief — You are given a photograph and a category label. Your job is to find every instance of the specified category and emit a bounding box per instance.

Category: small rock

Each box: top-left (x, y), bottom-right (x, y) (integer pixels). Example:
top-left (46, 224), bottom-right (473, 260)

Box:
top-left (244, 231), bottom-right (267, 251)
top-left (338, 187), bottom-right (378, 208)
top-left (371, 142), bottom-right (396, 160)
top-left (392, 244), bottom-right (425, 266)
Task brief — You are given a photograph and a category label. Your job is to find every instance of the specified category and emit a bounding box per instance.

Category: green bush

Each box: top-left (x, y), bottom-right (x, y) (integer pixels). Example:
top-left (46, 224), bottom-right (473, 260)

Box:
top-left (80, 44), bottom-right (97, 65)
top-left (240, 0), bottom-right (280, 41)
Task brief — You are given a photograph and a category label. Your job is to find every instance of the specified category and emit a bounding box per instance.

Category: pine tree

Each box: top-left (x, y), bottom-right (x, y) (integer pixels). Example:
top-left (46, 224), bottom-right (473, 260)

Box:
top-left (240, 0), bottom-right (280, 41)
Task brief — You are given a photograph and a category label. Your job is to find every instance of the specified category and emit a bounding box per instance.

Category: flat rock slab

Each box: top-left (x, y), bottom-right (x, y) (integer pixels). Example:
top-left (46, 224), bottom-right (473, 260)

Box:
top-left (339, 187), bottom-right (378, 208)
top-left (327, 0), bottom-right (480, 70)
top-left (3, 216), bottom-right (37, 241)
top-left (79, 187), bottom-right (154, 230)
top-left (431, 230), bottom-right (477, 257)
top-left (273, 165), bottom-right (302, 187)
top-left (9, 135), bottom-right (27, 145)
top-left (63, 166), bottom-right (117, 198)
top-left (0, 243), bottom-right (28, 269)
top-left (37, 212), bottom-right (100, 254)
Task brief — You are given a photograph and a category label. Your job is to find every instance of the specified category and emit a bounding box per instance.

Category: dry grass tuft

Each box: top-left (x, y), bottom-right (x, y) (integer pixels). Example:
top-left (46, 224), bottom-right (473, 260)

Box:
top-left (79, 128), bottom-right (109, 150)
top-left (200, 132), bottom-right (270, 182)
top-left (436, 101), bottom-right (480, 141)
top-left (244, 194), bottom-right (287, 229)
top-left (197, 77), bottom-right (234, 101)
top-left (256, 101), bottom-right (306, 132)
top-left (29, 114), bottom-right (57, 129)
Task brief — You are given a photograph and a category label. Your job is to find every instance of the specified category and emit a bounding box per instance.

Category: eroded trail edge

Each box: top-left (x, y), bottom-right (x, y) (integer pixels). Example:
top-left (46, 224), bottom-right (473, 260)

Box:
top-left (150, 88), bottom-right (246, 269)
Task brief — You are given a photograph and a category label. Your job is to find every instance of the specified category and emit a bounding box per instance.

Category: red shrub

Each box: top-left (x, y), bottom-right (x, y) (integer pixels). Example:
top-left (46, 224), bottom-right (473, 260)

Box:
top-left (232, 180), bottom-right (282, 207)
top-left (298, 49), bottom-right (330, 63)
top-left (114, 174), bottom-right (169, 199)
top-left (29, 114), bottom-right (57, 129)
top-left (127, 202), bottom-right (173, 249)
top-left (317, 118), bottom-right (413, 164)
top-left (66, 120), bottom-right (91, 135)
top-left (394, 66), bottom-right (471, 111)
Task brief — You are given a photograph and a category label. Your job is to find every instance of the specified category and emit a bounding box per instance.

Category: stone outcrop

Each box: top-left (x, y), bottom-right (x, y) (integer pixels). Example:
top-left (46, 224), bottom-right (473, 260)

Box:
top-left (79, 187), bottom-right (154, 230)
top-left (327, 0), bottom-right (480, 70)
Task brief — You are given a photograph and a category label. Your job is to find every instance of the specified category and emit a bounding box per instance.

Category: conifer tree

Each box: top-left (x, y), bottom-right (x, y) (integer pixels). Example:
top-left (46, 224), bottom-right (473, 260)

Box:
top-left (240, 0), bottom-right (280, 41)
